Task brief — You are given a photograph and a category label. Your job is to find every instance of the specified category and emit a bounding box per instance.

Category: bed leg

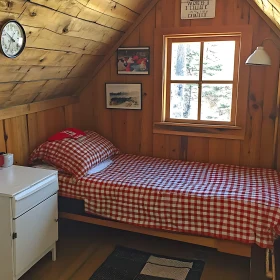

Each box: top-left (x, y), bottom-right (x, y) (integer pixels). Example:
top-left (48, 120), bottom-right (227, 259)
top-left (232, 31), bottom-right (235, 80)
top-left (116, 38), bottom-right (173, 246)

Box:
top-left (250, 245), bottom-right (269, 280)
top-left (275, 239), bottom-right (280, 280)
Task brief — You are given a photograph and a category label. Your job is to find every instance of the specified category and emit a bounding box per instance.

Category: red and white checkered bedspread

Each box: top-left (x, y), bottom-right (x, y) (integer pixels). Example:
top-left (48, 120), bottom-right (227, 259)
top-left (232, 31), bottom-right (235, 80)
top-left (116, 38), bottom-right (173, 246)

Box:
top-left (58, 154), bottom-right (280, 248)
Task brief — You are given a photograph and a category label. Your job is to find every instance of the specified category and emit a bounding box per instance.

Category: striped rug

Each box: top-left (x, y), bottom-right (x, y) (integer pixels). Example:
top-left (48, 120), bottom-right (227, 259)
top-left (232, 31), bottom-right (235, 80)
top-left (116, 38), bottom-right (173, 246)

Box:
top-left (90, 246), bottom-right (205, 280)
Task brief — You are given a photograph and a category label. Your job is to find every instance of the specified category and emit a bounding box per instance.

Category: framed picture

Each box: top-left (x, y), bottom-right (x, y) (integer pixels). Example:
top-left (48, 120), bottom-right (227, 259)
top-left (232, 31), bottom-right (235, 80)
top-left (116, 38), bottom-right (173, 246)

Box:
top-left (105, 83), bottom-right (142, 110)
top-left (181, 0), bottom-right (216, 19)
top-left (117, 47), bottom-right (150, 75)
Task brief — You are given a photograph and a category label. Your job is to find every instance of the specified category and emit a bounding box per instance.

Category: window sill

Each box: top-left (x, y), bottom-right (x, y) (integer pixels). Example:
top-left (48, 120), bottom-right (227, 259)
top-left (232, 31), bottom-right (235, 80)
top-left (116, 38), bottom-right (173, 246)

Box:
top-left (153, 122), bottom-right (245, 140)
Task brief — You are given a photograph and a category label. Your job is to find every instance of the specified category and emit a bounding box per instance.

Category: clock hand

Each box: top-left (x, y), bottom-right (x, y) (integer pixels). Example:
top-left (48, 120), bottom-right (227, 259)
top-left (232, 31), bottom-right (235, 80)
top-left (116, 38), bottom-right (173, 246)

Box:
top-left (7, 32), bottom-right (16, 51)
top-left (7, 40), bottom-right (12, 52)
top-left (6, 32), bottom-right (15, 43)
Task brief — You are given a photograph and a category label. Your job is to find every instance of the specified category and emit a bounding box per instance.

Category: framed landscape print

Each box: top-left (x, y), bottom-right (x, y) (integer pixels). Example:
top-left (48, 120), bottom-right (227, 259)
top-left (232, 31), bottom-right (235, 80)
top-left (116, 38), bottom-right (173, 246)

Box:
top-left (106, 83), bottom-right (142, 110)
top-left (117, 47), bottom-right (150, 75)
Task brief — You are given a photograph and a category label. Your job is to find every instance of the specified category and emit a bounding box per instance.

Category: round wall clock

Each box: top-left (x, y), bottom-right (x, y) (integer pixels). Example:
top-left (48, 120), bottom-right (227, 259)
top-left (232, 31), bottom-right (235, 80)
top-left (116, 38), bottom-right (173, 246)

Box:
top-left (0, 20), bottom-right (26, 58)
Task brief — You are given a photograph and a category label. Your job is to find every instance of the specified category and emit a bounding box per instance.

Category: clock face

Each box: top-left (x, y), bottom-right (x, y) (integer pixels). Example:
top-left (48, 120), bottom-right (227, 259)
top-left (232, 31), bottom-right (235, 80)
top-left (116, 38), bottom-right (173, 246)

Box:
top-left (0, 20), bottom-right (26, 58)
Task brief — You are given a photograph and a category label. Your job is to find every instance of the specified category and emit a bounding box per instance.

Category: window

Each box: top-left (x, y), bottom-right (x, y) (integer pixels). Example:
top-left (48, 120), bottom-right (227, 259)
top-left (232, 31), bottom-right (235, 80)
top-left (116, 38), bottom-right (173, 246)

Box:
top-left (153, 26), bottom-right (253, 140)
top-left (165, 35), bottom-right (240, 125)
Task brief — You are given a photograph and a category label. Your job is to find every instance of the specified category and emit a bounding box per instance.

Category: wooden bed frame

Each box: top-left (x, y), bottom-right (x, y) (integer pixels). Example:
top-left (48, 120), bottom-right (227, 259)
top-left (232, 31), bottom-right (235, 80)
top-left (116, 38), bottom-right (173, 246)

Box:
top-left (59, 211), bottom-right (276, 280)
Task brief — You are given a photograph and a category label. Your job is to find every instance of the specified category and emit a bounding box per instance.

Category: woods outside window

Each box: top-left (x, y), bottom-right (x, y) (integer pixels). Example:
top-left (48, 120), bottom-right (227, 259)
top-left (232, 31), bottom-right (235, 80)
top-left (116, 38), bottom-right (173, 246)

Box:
top-left (165, 36), bottom-right (240, 125)
top-left (154, 26), bottom-right (253, 139)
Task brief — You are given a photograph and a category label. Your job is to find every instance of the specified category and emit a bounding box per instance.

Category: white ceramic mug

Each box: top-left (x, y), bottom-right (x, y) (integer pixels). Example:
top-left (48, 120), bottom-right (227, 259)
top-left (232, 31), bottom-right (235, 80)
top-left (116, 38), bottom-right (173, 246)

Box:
top-left (3, 153), bottom-right (13, 168)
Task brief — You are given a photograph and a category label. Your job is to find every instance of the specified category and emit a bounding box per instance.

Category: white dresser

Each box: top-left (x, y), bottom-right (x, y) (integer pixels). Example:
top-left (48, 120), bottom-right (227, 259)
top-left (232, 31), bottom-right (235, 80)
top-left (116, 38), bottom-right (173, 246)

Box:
top-left (0, 165), bottom-right (59, 280)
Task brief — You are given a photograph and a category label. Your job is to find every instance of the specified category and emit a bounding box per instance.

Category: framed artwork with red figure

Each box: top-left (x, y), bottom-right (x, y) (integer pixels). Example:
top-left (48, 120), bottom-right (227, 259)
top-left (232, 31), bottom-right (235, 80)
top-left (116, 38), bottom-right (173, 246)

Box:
top-left (117, 47), bottom-right (150, 75)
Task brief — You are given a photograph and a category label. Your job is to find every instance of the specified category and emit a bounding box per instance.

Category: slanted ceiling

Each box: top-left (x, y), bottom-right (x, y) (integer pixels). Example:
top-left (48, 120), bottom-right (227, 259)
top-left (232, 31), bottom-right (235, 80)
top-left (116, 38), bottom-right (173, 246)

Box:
top-left (0, 0), bottom-right (151, 108)
top-left (0, 0), bottom-right (280, 109)
top-left (252, 0), bottom-right (280, 30)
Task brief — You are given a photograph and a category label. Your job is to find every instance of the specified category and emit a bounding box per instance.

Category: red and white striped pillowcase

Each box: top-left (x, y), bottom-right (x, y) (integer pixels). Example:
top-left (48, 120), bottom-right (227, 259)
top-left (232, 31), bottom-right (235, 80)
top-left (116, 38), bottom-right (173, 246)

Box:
top-left (29, 131), bottom-right (120, 178)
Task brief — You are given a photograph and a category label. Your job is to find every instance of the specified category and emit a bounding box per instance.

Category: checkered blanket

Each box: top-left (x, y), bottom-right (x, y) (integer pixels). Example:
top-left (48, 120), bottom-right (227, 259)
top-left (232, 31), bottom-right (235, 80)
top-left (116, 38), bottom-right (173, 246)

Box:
top-left (58, 154), bottom-right (280, 248)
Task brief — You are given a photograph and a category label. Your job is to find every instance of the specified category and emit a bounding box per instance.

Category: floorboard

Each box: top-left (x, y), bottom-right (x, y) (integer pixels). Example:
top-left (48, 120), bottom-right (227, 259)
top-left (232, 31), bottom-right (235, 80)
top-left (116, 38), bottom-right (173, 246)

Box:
top-left (19, 220), bottom-right (250, 280)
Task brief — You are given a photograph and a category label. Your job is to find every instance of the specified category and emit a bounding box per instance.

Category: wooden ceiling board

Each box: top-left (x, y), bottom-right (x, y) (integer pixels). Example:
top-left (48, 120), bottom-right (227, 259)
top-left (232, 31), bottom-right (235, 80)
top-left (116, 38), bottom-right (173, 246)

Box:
top-left (0, 83), bottom-right (16, 92)
top-left (0, 91), bottom-right (12, 106)
top-left (0, 0), bottom-right (26, 14)
top-left (1, 0), bottom-right (279, 110)
top-left (0, 48), bottom-right (82, 67)
top-left (0, 0), bottom-right (152, 109)
top-left (31, 0), bottom-right (136, 31)
top-left (249, 0), bottom-right (280, 33)
top-left (86, 0), bottom-right (139, 21)
top-left (33, 78), bottom-right (87, 102)
top-left (68, 55), bottom-right (104, 78)
top-left (116, 0), bottom-right (150, 13)
top-left (25, 26), bottom-right (109, 55)
top-left (1, 80), bottom-right (47, 108)
top-left (18, 3), bottom-right (123, 43)
top-left (0, 66), bottom-right (30, 83)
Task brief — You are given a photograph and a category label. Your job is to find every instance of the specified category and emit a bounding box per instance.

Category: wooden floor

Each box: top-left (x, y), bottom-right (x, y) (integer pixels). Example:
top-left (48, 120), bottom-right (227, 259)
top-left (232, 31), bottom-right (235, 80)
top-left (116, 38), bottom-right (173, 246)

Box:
top-left (20, 219), bottom-right (250, 280)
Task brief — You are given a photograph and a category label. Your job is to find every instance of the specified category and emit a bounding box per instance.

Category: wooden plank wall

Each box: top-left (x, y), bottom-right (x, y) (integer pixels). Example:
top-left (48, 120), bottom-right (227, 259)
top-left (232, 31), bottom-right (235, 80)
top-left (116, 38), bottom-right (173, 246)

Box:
top-left (0, 102), bottom-right (79, 165)
top-left (248, 0), bottom-right (280, 35)
top-left (77, 0), bottom-right (280, 169)
top-left (0, 0), bottom-right (151, 108)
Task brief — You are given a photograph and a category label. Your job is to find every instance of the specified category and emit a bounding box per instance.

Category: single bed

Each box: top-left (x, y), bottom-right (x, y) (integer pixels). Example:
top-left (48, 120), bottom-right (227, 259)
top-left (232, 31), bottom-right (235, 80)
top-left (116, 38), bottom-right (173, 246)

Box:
top-left (58, 153), bottom-right (280, 252)
top-left (30, 130), bottom-right (280, 279)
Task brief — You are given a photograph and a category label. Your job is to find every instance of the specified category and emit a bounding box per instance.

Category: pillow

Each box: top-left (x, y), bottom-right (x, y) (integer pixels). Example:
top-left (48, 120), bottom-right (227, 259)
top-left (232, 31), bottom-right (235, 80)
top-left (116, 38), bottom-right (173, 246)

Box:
top-left (29, 131), bottom-right (120, 178)
top-left (48, 128), bottom-right (86, 142)
top-left (87, 158), bottom-right (113, 175)
top-left (32, 159), bottom-right (113, 175)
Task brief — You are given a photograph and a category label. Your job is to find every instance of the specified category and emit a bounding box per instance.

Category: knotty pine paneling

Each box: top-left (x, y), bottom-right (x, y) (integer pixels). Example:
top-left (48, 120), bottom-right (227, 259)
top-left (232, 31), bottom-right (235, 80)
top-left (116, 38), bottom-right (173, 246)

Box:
top-left (29, 0), bottom-right (136, 32)
top-left (248, 0), bottom-right (280, 36)
top-left (4, 115), bottom-right (29, 165)
top-left (77, 0), bottom-right (280, 169)
top-left (27, 107), bottom-right (66, 153)
top-left (0, 103), bottom-right (79, 165)
top-left (0, 120), bottom-right (5, 152)
top-left (0, 0), bottom-right (152, 108)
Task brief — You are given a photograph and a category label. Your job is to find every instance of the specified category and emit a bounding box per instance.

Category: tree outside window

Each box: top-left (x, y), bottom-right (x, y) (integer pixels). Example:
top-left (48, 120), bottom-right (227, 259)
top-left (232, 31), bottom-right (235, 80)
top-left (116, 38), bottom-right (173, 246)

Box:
top-left (166, 37), bottom-right (238, 125)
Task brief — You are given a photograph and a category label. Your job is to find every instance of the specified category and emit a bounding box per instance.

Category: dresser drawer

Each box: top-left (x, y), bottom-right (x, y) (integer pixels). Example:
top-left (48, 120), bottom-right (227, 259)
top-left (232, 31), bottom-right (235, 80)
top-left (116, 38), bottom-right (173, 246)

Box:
top-left (13, 175), bottom-right (58, 218)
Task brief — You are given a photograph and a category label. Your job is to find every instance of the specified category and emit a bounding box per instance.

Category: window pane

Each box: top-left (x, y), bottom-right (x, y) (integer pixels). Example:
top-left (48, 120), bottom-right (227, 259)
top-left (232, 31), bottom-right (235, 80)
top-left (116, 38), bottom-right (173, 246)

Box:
top-left (170, 83), bottom-right (199, 120)
top-left (202, 41), bottom-right (236, 81)
top-left (201, 84), bottom-right (233, 122)
top-left (171, 42), bottom-right (201, 81)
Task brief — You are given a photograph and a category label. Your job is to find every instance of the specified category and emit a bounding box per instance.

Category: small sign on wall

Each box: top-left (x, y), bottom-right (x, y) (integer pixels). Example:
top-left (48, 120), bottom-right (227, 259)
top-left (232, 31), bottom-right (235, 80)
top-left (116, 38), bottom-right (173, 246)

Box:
top-left (181, 0), bottom-right (216, 19)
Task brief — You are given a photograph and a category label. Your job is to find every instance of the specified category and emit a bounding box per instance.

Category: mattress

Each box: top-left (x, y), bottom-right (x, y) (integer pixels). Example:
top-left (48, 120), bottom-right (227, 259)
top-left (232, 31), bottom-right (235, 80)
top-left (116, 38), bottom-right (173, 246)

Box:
top-left (58, 154), bottom-right (280, 248)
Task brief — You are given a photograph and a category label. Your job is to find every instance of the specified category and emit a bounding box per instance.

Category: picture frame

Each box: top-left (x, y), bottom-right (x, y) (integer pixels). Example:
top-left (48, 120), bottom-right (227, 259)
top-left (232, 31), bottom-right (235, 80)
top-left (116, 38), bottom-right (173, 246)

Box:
top-left (181, 0), bottom-right (216, 19)
top-left (105, 83), bottom-right (142, 110)
top-left (117, 47), bottom-right (150, 75)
